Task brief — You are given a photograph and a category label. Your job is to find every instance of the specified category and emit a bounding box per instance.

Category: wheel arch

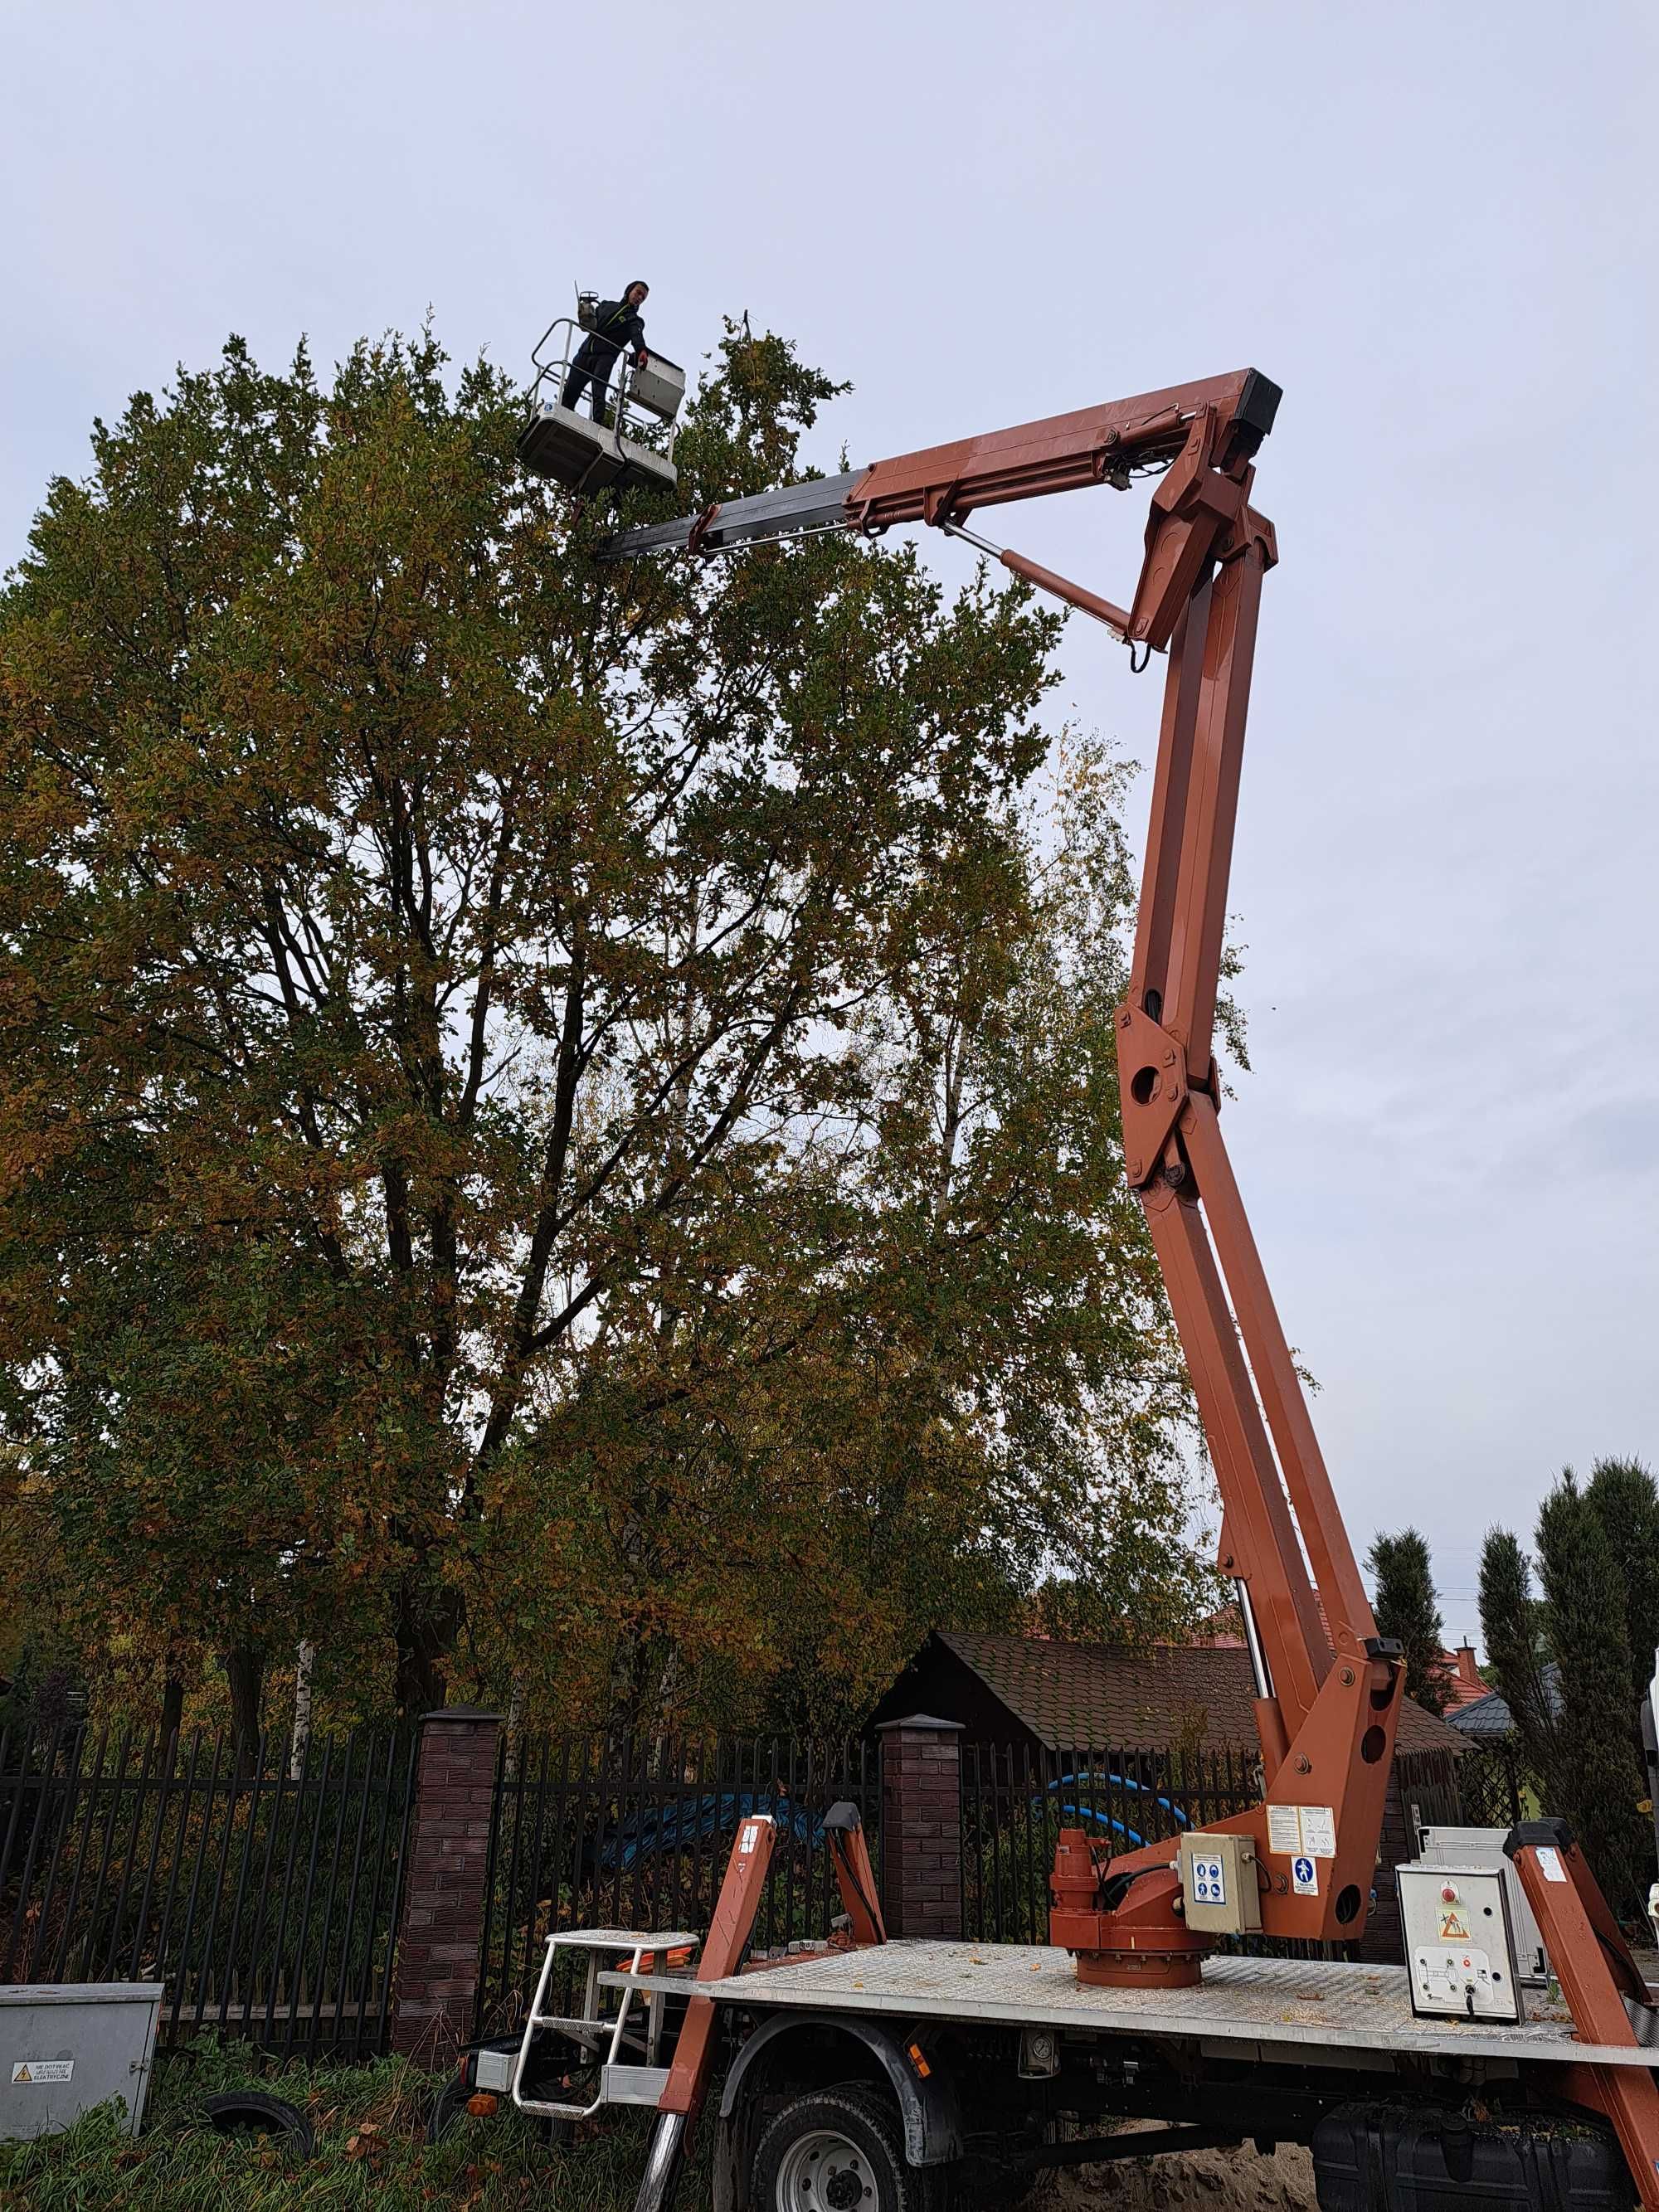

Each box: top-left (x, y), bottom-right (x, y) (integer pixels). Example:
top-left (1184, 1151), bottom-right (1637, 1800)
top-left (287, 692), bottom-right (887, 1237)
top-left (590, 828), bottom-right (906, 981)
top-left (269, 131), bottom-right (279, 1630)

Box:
top-left (718, 2011), bottom-right (964, 2168)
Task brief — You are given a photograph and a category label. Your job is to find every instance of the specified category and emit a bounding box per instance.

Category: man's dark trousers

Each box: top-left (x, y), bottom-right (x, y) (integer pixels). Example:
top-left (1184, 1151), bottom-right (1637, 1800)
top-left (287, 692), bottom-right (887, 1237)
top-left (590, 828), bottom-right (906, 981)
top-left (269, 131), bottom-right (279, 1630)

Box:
top-left (561, 337), bottom-right (620, 423)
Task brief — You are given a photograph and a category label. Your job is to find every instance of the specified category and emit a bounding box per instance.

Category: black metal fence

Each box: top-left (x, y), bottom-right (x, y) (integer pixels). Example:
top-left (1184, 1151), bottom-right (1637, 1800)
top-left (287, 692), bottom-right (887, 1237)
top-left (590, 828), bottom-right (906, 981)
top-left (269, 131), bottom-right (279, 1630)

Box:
top-left (961, 1740), bottom-right (1478, 1957)
top-left (0, 1709), bottom-right (1496, 2062)
top-left (0, 1722), bottom-right (416, 2059)
top-left (961, 1741), bottom-right (1265, 1947)
top-left (474, 1733), bottom-right (879, 2039)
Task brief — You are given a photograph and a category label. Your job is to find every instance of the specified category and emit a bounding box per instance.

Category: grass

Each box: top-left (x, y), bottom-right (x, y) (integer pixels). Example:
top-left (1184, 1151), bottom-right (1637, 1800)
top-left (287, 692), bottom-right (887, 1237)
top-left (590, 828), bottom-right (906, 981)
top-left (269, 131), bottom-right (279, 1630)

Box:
top-left (0, 2039), bottom-right (700, 2210)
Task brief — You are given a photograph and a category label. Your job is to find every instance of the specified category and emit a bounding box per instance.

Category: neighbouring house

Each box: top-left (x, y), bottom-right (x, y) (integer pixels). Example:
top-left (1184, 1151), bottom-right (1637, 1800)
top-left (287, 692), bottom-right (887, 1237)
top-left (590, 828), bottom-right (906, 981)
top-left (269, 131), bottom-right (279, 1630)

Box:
top-left (868, 1628), bottom-right (1469, 1965)
top-left (1438, 1643), bottom-right (1490, 1713)
top-left (868, 1628), bottom-right (1474, 1762)
top-left (1444, 1662), bottom-right (1561, 1744)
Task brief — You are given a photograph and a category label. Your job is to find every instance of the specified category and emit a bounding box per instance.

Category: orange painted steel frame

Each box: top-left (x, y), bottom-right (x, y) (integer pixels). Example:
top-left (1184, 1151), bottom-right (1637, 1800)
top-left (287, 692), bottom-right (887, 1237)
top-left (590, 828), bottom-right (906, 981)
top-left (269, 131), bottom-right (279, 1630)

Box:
top-left (987, 389), bottom-right (1408, 1982)
top-left (633, 1813), bottom-right (779, 2212)
top-left (659, 1813), bottom-right (778, 2121)
top-left (1507, 1824), bottom-right (1659, 2211)
top-left (614, 374), bottom-right (1659, 2198)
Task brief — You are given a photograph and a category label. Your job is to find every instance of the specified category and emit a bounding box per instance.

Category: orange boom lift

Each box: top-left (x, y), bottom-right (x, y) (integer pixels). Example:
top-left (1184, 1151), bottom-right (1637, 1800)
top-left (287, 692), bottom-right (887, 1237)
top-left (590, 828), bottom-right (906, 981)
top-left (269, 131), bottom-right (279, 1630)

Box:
top-left (595, 371), bottom-right (1659, 2209)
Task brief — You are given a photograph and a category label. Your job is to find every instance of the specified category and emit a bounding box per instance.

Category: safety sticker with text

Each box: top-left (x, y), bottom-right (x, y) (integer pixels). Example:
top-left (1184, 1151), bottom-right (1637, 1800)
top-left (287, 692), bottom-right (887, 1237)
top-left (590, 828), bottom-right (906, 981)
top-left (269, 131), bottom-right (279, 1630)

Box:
top-left (1266, 1803), bottom-right (1337, 1860)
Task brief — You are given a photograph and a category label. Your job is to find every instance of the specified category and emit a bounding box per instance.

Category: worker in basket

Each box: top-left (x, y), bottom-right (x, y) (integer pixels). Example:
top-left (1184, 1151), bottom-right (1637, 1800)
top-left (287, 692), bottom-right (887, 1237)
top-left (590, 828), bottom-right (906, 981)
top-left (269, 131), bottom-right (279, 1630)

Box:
top-left (562, 281), bottom-right (649, 426)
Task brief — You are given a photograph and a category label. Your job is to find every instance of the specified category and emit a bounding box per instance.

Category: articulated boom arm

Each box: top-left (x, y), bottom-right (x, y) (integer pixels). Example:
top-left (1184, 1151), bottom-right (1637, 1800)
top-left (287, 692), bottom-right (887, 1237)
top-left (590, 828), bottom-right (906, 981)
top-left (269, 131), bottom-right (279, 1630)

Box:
top-left (604, 368), bottom-right (1404, 1973)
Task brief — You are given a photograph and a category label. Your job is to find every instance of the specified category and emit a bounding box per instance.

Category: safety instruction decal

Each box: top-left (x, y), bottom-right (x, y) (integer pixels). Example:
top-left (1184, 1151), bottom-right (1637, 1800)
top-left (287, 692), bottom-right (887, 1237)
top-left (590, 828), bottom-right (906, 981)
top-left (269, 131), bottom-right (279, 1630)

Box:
top-left (1438, 1908), bottom-right (1470, 1940)
top-left (12, 2061), bottom-right (73, 2085)
top-left (1266, 1803), bottom-right (1302, 1855)
top-left (1535, 1845), bottom-right (1568, 1884)
top-left (1292, 1855), bottom-right (1318, 1898)
top-left (1299, 1806), bottom-right (1337, 1860)
top-left (738, 1820), bottom-right (761, 1853)
top-left (1266, 1803), bottom-right (1337, 1860)
top-left (1190, 1854), bottom-right (1227, 1907)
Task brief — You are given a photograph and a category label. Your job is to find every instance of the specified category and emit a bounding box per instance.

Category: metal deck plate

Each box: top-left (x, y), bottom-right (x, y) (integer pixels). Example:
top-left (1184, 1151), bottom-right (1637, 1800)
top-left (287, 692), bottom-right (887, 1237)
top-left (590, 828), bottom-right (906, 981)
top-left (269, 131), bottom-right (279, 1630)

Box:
top-left (516, 404), bottom-right (677, 494)
top-left (626, 1942), bottom-right (1659, 2071)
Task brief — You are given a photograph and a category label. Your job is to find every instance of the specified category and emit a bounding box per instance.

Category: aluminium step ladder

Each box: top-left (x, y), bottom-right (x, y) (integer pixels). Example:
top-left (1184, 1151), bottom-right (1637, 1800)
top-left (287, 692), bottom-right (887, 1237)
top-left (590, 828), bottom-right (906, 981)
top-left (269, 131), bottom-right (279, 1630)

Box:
top-left (511, 1926), bottom-right (702, 2122)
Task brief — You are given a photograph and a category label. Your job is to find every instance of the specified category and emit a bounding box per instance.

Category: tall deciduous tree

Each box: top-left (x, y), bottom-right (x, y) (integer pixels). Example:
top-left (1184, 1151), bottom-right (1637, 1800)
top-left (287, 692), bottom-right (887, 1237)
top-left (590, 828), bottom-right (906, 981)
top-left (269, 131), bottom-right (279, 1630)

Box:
top-left (0, 325), bottom-right (1214, 1729)
top-left (1365, 1528), bottom-right (1450, 1716)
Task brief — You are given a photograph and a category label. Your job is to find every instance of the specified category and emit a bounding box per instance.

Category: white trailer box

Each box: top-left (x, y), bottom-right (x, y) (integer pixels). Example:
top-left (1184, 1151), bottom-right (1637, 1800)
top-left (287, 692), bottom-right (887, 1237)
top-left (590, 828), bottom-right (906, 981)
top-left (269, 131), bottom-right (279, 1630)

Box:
top-left (0, 1984), bottom-right (163, 2140)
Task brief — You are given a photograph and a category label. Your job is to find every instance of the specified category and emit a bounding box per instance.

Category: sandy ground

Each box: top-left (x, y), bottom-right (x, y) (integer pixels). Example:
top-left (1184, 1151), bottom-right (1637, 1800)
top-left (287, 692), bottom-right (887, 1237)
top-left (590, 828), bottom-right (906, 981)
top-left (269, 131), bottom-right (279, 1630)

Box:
top-left (1033, 2131), bottom-right (1317, 2212)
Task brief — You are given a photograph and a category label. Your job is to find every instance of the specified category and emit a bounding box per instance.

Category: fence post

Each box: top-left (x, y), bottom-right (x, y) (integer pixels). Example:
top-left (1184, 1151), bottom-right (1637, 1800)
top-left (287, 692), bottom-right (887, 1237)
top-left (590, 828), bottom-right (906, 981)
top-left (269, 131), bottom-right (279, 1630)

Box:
top-left (877, 1715), bottom-right (964, 1940)
top-left (392, 1709), bottom-right (501, 2064)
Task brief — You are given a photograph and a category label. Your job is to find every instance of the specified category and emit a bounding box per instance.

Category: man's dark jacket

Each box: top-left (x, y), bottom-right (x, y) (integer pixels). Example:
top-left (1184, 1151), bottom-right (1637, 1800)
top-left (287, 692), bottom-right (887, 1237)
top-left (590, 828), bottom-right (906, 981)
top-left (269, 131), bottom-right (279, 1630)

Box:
top-left (587, 297), bottom-right (645, 357)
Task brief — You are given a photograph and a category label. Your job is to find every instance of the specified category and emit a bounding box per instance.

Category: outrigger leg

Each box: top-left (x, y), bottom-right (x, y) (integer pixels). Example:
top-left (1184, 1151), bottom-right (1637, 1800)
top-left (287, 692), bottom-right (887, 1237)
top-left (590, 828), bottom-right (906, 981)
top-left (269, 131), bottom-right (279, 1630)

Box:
top-left (633, 1813), bottom-right (778, 2212)
top-left (1506, 1822), bottom-right (1659, 2211)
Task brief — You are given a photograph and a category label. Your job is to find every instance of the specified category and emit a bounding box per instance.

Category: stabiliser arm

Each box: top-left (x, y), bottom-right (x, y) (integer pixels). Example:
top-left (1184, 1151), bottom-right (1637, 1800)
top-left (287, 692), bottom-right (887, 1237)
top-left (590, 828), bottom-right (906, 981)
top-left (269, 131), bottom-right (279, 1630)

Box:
top-left (601, 369), bottom-right (1405, 1977)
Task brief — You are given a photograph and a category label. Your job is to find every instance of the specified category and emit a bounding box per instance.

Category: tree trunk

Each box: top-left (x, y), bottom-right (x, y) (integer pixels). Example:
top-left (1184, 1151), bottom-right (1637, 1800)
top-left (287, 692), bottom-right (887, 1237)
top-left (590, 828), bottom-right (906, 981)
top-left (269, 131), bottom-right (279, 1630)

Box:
top-left (159, 1675), bottom-right (184, 1753)
top-left (222, 1646), bottom-right (265, 1759)
top-left (393, 1578), bottom-right (457, 1717)
top-left (290, 1642), bottom-right (315, 1781)
top-left (504, 1672), bottom-right (527, 1779)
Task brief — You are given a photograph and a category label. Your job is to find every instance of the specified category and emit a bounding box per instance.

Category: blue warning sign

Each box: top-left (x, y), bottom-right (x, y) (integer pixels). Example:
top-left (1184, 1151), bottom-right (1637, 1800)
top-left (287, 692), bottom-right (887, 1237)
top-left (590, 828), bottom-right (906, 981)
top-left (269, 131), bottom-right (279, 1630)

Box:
top-left (1292, 1854), bottom-right (1317, 1897)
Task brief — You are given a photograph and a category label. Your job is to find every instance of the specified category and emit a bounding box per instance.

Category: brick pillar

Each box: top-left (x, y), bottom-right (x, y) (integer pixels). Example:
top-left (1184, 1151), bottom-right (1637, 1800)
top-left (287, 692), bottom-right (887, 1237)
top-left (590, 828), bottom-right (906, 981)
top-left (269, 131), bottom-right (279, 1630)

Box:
top-left (877, 1715), bottom-right (964, 1940)
top-left (392, 1708), bottom-right (501, 2063)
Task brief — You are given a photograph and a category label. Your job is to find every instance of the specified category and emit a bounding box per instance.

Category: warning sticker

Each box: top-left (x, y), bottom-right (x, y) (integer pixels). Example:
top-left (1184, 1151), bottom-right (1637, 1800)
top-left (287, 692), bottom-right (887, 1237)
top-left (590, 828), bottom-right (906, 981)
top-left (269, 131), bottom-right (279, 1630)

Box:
top-left (1299, 1806), bottom-right (1337, 1860)
top-left (1535, 1845), bottom-right (1568, 1884)
top-left (1265, 1803), bottom-right (1337, 1860)
top-left (12, 2061), bottom-right (73, 2086)
top-left (1439, 1909), bottom-right (1470, 1941)
top-left (1292, 1855), bottom-right (1318, 1898)
top-left (738, 1820), bottom-right (761, 1853)
top-left (1266, 1803), bottom-right (1303, 1855)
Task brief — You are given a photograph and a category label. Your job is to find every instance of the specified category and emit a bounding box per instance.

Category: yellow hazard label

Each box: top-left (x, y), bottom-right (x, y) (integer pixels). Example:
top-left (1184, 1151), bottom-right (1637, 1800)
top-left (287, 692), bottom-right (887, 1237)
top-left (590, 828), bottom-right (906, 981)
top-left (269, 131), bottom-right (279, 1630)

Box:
top-left (1439, 1910), bottom-right (1470, 1940)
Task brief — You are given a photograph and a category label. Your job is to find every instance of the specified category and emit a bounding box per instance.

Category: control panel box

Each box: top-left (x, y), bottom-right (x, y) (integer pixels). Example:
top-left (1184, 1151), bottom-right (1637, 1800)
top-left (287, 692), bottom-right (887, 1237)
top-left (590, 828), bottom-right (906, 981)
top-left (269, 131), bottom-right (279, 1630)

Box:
top-left (627, 352), bottom-right (686, 424)
top-left (1178, 1831), bottom-right (1261, 1935)
top-left (1397, 1862), bottom-right (1522, 2023)
top-left (1416, 1824), bottom-right (1549, 1983)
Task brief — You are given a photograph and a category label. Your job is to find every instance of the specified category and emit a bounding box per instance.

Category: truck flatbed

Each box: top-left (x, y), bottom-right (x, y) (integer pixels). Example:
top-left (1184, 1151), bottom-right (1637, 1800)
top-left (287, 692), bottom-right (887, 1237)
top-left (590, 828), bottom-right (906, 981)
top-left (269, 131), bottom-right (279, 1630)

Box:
top-left (625, 1940), bottom-right (1659, 2072)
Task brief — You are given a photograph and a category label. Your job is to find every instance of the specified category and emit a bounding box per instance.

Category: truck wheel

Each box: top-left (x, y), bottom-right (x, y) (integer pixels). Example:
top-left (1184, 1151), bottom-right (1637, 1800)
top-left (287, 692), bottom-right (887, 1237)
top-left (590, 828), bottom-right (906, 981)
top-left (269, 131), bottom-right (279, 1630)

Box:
top-left (752, 2084), bottom-right (923, 2212)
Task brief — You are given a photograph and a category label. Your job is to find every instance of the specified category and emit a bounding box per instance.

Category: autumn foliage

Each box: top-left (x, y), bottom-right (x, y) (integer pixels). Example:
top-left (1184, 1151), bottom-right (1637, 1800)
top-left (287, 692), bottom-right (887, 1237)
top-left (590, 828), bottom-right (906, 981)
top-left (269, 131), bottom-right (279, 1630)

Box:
top-left (0, 323), bottom-right (1216, 1733)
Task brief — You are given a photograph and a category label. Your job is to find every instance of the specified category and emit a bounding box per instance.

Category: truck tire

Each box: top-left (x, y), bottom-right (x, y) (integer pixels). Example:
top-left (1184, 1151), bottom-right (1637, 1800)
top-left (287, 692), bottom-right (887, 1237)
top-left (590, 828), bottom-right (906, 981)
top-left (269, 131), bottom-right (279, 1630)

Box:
top-left (752, 2083), bottom-right (925, 2212)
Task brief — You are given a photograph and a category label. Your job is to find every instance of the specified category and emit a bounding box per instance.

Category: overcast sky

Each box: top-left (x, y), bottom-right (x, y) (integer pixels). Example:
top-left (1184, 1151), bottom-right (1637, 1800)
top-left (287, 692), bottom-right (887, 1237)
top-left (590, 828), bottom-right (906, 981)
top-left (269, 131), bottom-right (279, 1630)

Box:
top-left (5, 0), bottom-right (1655, 1643)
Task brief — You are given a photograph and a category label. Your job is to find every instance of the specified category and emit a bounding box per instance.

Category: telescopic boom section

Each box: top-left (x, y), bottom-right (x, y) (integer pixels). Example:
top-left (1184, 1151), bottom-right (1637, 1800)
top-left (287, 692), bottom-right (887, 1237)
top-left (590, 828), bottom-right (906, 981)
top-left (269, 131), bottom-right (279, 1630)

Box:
top-left (601, 368), bottom-right (1405, 1980)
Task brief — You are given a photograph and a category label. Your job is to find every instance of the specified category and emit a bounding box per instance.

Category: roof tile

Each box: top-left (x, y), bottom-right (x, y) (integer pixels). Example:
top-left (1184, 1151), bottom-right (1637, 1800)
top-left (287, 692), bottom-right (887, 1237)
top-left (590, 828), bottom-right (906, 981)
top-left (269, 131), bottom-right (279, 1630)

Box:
top-left (936, 1630), bottom-right (1468, 1756)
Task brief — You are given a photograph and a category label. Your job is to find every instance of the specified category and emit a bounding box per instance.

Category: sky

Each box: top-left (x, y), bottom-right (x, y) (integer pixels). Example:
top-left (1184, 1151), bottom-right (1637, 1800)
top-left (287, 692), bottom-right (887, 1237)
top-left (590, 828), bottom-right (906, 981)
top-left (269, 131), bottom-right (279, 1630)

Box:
top-left (3, 0), bottom-right (1655, 1645)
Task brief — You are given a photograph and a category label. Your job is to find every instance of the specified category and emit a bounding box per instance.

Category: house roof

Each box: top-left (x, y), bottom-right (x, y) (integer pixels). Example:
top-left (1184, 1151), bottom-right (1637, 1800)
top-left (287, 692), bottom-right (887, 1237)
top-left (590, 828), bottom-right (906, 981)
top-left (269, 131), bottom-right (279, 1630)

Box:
top-left (1446, 1663), bottom-right (1560, 1742)
top-left (920, 1629), bottom-right (1469, 1757)
top-left (1445, 1689), bottom-right (1515, 1740)
top-left (1437, 1646), bottom-right (1490, 1711)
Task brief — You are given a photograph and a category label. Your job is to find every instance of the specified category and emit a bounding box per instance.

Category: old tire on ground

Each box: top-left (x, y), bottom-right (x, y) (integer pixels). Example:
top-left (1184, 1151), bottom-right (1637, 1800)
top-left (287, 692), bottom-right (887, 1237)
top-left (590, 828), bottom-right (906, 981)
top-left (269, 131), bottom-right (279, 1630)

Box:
top-left (426, 2072), bottom-right (469, 2144)
top-left (752, 2083), bottom-right (924, 2212)
top-left (198, 2091), bottom-right (314, 2161)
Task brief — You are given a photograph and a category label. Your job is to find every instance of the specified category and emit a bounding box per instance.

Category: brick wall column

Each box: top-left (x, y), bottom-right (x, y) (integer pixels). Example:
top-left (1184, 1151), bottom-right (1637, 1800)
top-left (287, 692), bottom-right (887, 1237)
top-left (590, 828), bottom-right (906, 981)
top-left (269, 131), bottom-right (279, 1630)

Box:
top-left (877, 1715), bottom-right (964, 1940)
top-left (392, 1708), bottom-right (501, 2063)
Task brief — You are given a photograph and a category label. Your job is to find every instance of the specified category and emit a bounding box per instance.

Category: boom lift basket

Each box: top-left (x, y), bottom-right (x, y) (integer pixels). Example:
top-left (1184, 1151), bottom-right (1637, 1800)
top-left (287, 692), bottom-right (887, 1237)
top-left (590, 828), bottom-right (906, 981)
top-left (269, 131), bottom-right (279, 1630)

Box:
top-left (517, 299), bottom-right (684, 498)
